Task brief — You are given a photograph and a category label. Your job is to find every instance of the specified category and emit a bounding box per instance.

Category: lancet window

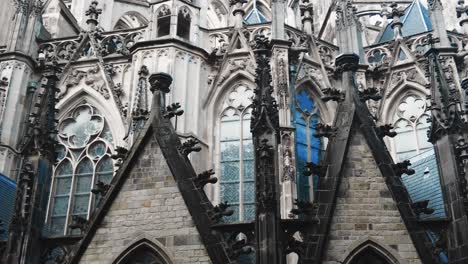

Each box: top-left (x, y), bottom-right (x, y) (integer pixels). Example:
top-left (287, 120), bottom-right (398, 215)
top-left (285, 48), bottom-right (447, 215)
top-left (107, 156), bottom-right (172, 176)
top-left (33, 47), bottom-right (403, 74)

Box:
top-left (219, 84), bottom-right (254, 222)
top-left (46, 103), bottom-right (114, 235)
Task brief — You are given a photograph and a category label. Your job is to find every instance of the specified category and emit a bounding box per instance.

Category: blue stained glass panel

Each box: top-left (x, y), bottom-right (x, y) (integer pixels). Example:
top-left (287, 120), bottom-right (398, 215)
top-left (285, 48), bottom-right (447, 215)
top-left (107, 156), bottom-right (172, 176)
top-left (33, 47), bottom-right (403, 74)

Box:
top-left (52, 196), bottom-right (69, 216)
top-left (294, 89), bottom-right (321, 201)
top-left (96, 156), bottom-right (114, 184)
top-left (243, 204), bottom-right (255, 221)
top-left (221, 162), bottom-right (240, 182)
top-left (50, 217), bottom-right (66, 235)
top-left (221, 142), bottom-right (240, 161)
top-left (56, 178), bottom-right (72, 195)
top-left (221, 182), bottom-right (240, 203)
top-left (243, 160), bottom-right (254, 180)
top-left (89, 141), bottom-right (107, 158)
top-left (73, 195), bottom-right (90, 214)
top-left (243, 181), bottom-right (255, 203)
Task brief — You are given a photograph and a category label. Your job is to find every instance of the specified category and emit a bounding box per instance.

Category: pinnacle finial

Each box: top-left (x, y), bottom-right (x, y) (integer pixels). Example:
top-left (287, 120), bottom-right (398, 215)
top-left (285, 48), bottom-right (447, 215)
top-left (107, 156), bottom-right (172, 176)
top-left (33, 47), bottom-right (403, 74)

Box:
top-left (85, 0), bottom-right (102, 30)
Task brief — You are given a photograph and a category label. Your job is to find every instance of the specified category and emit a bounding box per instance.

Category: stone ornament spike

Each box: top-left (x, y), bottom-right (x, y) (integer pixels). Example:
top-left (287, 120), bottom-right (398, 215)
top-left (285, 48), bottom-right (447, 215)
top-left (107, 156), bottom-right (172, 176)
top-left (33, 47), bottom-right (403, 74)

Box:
top-left (195, 169), bottom-right (218, 188)
top-left (359, 87), bottom-right (382, 102)
top-left (392, 160), bottom-right (416, 176)
top-left (91, 181), bottom-right (111, 197)
top-left (163, 103), bottom-right (184, 119)
top-left (85, 0), bottom-right (102, 29)
top-left (209, 201), bottom-right (234, 223)
top-left (376, 124), bottom-right (398, 138)
top-left (411, 200), bottom-right (435, 215)
top-left (179, 139), bottom-right (202, 156)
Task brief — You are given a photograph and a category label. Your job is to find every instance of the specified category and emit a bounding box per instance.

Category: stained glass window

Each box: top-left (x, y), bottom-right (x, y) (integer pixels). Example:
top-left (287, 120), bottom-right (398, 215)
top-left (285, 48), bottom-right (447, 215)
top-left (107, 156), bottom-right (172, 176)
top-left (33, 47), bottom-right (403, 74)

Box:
top-left (392, 95), bottom-right (432, 161)
top-left (47, 103), bottom-right (115, 236)
top-left (219, 84), bottom-right (254, 222)
top-left (294, 89), bottom-right (321, 201)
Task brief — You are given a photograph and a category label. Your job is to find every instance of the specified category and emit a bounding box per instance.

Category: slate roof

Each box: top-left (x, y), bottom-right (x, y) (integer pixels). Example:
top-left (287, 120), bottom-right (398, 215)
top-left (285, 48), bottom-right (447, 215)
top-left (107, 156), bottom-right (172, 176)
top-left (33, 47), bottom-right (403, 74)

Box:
top-left (377, 0), bottom-right (433, 43)
top-left (402, 150), bottom-right (446, 220)
top-left (0, 173), bottom-right (16, 241)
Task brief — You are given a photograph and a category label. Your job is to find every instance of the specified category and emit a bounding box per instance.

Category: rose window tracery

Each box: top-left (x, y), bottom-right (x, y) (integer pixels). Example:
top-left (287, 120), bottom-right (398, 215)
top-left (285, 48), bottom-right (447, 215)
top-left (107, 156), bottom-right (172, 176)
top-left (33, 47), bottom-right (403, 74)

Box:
top-left (47, 103), bottom-right (114, 236)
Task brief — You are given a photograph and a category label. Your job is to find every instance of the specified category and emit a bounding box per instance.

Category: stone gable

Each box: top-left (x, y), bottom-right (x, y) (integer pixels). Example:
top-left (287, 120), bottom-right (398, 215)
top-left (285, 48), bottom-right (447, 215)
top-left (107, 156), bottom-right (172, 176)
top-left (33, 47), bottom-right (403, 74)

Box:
top-left (80, 133), bottom-right (211, 264)
top-left (323, 129), bottom-right (422, 264)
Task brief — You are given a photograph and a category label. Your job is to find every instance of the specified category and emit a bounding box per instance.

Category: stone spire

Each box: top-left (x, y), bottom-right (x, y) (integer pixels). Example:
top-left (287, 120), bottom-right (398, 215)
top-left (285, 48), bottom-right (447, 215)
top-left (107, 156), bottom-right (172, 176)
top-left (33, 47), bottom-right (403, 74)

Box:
top-left (300, 0), bottom-right (314, 35)
top-left (335, 0), bottom-right (362, 56)
top-left (388, 2), bottom-right (405, 40)
top-left (230, 0), bottom-right (246, 29)
top-left (457, 0), bottom-right (468, 34)
top-left (427, 0), bottom-right (450, 47)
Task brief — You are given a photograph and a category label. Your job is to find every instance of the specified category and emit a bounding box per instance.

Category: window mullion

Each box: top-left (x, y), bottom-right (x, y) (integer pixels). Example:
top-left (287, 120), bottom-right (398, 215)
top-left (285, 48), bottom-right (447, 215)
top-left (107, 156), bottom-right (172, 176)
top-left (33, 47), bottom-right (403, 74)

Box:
top-left (64, 163), bottom-right (78, 236)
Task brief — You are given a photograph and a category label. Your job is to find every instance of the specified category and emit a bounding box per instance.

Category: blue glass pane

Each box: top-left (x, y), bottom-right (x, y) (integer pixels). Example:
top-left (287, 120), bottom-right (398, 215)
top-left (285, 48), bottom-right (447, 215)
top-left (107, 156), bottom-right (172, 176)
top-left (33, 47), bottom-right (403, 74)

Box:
top-left (221, 162), bottom-right (240, 182)
top-left (221, 182), bottom-right (239, 205)
top-left (243, 204), bottom-right (255, 221)
top-left (221, 119), bottom-right (241, 140)
top-left (89, 141), bottom-right (107, 158)
top-left (294, 89), bottom-right (321, 201)
top-left (72, 195), bottom-right (90, 214)
top-left (243, 160), bottom-right (254, 180)
top-left (96, 156), bottom-right (114, 184)
top-left (76, 159), bottom-right (93, 193)
top-left (243, 181), bottom-right (255, 203)
top-left (52, 196), bottom-right (69, 216)
top-left (50, 216), bottom-right (66, 235)
top-left (55, 178), bottom-right (72, 195)
top-left (56, 160), bottom-right (73, 176)
top-left (221, 142), bottom-right (240, 161)
top-left (243, 140), bottom-right (254, 160)
top-left (56, 144), bottom-right (67, 160)
top-left (296, 90), bottom-right (315, 113)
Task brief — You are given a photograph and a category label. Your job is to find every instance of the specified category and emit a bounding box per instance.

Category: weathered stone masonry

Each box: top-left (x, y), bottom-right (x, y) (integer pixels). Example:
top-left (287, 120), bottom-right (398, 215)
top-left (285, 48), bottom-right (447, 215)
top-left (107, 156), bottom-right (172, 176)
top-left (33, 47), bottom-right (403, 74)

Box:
top-left (81, 133), bottom-right (211, 264)
top-left (323, 129), bottom-right (421, 264)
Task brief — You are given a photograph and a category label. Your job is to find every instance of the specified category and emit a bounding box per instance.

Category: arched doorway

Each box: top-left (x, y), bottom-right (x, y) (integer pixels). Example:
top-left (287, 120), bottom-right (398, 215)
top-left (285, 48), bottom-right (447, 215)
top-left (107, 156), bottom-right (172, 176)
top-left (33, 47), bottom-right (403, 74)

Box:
top-left (349, 247), bottom-right (392, 264)
top-left (119, 245), bottom-right (166, 264)
top-left (342, 239), bottom-right (402, 264)
top-left (113, 239), bottom-right (172, 264)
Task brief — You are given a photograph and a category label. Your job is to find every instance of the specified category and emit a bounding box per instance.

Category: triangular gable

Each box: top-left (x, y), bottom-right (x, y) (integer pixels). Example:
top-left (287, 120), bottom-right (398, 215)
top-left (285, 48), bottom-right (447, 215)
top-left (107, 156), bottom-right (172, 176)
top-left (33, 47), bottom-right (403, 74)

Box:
top-left (377, 0), bottom-right (433, 44)
top-left (69, 96), bottom-right (232, 264)
top-left (307, 69), bottom-right (437, 263)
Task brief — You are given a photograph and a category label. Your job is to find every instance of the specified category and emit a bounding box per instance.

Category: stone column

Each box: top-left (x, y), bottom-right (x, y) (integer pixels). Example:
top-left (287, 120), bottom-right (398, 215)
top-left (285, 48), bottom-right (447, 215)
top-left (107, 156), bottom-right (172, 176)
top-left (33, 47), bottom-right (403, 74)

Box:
top-left (252, 35), bottom-right (285, 264)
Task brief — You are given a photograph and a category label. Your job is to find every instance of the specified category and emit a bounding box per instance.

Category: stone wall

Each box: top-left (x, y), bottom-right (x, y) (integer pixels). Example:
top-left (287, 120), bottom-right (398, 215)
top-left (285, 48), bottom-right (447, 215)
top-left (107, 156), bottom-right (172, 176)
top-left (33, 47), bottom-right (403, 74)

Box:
top-left (323, 130), bottom-right (422, 264)
top-left (80, 134), bottom-right (211, 264)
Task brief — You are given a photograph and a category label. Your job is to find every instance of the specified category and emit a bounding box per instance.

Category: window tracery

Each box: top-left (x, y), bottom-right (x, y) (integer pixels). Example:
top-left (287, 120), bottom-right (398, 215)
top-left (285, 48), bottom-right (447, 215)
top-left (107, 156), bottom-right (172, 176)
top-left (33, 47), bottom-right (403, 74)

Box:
top-left (219, 84), bottom-right (254, 222)
top-left (391, 94), bottom-right (432, 161)
top-left (47, 103), bottom-right (114, 236)
top-left (177, 7), bottom-right (191, 40)
top-left (157, 5), bottom-right (171, 37)
top-left (294, 89), bottom-right (321, 201)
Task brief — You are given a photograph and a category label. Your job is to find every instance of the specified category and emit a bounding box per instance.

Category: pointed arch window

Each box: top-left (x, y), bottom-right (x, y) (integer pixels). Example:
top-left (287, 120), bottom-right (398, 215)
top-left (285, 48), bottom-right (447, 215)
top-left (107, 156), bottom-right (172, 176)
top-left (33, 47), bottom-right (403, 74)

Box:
top-left (47, 103), bottom-right (115, 236)
top-left (392, 94), bottom-right (432, 161)
top-left (219, 84), bottom-right (254, 222)
top-left (294, 89), bottom-right (321, 201)
top-left (177, 7), bottom-right (191, 40)
top-left (157, 5), bottom-right (171, 37)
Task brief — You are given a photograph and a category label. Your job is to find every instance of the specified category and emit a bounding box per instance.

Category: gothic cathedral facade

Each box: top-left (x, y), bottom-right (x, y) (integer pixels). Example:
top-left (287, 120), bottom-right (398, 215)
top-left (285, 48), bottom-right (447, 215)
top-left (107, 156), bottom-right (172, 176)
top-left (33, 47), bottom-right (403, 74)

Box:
top-left (0, 0), bottom-right (468, 263)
